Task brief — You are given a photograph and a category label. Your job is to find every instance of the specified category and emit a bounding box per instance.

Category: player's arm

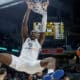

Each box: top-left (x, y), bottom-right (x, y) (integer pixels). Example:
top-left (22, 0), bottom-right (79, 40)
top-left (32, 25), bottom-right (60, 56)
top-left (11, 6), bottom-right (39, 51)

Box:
top-left (38, 13), bottom-right (47, 45)
top-left (21, 2), bottom-right (32, 43)
top-left (38, 0), bottom-right (49, 45)
top-left (38, 32), bottom-right (46, 45)
top-left (21, 9), bottom-right (31, 43)
top-left (42, 0), bottom-right (49, 12)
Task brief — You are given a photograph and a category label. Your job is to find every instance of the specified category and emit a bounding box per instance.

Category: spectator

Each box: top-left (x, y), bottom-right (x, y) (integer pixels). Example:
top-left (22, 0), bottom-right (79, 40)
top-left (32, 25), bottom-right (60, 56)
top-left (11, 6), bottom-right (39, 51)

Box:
top-left (76, 46), bottom-right (80, 63)
top-left (63, 74), bottom-right (74, 80)
top-left (64, 76), bottom-right (70, 80)
top-left (0, 68), bottom-right (7, 80)
top-left (28, 74), bottom-right (33, 80)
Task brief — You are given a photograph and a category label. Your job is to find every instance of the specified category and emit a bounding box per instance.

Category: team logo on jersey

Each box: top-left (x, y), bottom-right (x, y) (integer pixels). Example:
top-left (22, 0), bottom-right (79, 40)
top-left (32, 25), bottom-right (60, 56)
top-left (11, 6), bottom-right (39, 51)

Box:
top-left (28, 42), bottom-right (32, 48)
top-left (27, 38), bottom-right (31, 42)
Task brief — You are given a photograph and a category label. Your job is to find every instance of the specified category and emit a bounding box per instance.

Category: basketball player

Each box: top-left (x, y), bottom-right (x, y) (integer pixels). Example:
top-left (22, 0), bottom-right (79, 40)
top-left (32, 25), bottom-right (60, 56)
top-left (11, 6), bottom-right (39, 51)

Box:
top-left (0, 0), bottom-right (64, 79)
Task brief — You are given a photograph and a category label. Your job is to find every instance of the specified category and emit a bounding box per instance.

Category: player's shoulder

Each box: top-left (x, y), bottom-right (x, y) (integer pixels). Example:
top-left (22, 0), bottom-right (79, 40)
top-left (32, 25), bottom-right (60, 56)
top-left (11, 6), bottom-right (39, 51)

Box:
top-left (36, 39), bottom-right (42, 47)
top-left (25, 37), bottom-right (31, 42)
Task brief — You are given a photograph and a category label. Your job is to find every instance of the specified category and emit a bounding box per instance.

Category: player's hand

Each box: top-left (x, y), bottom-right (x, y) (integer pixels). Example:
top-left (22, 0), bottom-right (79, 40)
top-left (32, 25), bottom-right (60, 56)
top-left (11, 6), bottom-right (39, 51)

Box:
top-left (42, 0), bottom-right (49, 10)
top-left (43, 2), bottom-right (49, 8)
top-left (25, 0), bottom-right (33, 9)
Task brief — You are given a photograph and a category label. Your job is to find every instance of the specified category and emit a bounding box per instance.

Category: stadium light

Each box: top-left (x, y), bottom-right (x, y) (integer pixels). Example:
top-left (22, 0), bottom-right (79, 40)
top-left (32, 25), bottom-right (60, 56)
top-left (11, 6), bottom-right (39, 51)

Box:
top-left (0, 47), bottom-right (7, 51)
top-left (0, 0), bottom-right (24, 9)
top-left (0, 0), bottom-right (14, 5)
top-left (12, 49), bottom-right (19, 52)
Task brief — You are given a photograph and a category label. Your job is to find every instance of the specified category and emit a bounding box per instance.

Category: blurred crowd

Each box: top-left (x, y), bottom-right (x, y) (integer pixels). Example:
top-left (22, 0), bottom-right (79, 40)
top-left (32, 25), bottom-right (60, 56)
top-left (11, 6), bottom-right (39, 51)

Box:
top-left (0, 47), bottom-right (80, 80)
top-left (0, 65), bottom-right (80, 80)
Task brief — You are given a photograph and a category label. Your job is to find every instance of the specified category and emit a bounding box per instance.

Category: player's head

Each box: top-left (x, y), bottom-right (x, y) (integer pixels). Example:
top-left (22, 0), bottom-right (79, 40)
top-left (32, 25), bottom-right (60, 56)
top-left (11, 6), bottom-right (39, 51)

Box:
top-left (30, 30), bottom-right (39, 40)
top-left (0, 68), bottom-right (7, 79)
top-left (0, 68), bottom-right (6, 74)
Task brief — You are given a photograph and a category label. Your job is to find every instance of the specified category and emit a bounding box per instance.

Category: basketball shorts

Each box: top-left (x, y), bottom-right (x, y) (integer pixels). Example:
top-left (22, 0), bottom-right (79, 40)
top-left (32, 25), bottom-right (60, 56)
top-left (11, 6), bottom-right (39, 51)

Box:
top-left (9, 55), bottom-right (44, 74)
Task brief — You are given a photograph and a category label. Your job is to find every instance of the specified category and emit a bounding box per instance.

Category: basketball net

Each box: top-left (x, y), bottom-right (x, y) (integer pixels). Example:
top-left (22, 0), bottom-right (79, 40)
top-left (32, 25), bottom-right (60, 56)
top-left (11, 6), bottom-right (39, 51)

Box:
top-left (29, 0), bottom-right (48, 15)
top-left (30, 0), bottom-right (48, 3)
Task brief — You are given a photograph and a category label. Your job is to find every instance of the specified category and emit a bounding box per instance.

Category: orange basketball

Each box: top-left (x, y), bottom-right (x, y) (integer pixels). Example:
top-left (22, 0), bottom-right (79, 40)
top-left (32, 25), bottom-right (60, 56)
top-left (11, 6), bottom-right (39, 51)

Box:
top-left (76, 50), bottom-right (80, 57)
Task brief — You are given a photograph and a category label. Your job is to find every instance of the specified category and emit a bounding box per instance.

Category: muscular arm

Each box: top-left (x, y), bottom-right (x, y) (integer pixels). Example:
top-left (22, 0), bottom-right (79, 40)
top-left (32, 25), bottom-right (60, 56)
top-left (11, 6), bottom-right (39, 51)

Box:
top-left (38, 13), bottom-right (47, 45)
top-left (22, 0), bottom-right (34, 43)
top-left (38, 32), bottom-right (46, 45)
top-left (21, 8), bottom-right (31, 43)
top-left (38, 2), bottom-right (49, 45)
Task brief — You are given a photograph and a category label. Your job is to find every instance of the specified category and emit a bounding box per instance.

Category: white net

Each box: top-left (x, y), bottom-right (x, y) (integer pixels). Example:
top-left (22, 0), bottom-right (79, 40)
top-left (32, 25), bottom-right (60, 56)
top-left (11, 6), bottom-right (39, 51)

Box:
top-left (30, 0), bottom-right (48, 3)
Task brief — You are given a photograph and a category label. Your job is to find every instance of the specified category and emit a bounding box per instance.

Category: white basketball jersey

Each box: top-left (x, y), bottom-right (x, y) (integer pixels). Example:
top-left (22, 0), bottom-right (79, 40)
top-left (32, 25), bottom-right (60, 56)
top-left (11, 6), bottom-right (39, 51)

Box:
top-left (20, 37), bottom-right (41, 61)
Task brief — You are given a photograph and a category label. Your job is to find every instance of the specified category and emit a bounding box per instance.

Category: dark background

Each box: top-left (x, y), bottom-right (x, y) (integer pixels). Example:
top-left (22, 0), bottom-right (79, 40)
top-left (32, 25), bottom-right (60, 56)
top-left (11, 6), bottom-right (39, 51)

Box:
top-left (0, 0), bottom-right (80, 50)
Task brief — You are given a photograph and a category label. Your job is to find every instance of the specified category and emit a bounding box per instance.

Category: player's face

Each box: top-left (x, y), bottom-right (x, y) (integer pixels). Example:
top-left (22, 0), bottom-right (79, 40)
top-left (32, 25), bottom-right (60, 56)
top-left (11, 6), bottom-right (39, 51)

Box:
top-left (30, 31), bottom-right (39, 40)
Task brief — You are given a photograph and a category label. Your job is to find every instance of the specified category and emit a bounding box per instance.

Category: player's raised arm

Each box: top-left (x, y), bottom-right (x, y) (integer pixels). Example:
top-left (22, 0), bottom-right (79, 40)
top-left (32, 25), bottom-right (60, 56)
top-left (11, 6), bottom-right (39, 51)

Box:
top-left (21, 1), bottom-right (33, 43)
top-left (38, 32), bottom-right (46, 46)
top-left (42, 0), bottom-right (49, 12)
top-left (38, 1), bottom-right (49, 45)
top-left (38, 13), bottom-right (47, 45)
